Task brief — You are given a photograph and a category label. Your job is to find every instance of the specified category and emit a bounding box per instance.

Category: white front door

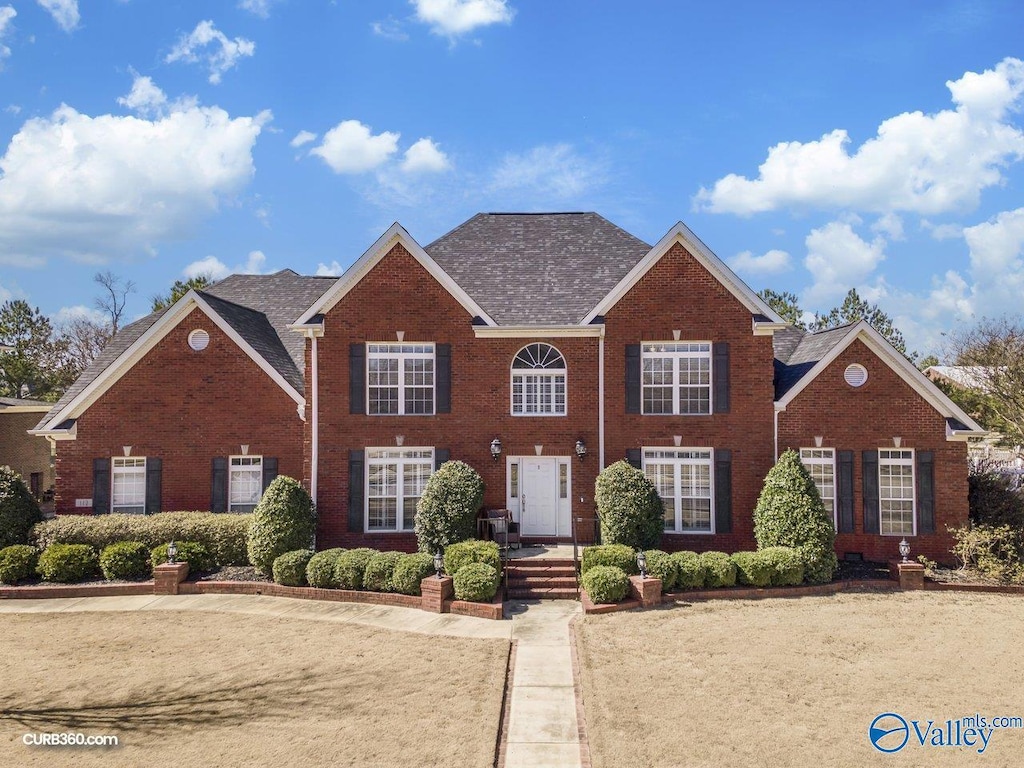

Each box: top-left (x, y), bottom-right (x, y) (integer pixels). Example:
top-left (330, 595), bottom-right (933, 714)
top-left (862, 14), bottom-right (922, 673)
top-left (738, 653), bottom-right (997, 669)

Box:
top-left (509, 456), bottom-right (571, 537)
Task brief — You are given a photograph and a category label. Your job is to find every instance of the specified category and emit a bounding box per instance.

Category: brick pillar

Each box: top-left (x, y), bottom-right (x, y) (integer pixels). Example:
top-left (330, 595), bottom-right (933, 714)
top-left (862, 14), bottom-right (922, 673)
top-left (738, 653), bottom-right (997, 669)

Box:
top-left (421, 576), bottom-right (454, 613)
top-left (153, 562), bottom-right (190, 595)
top-left (629, 575), bottom-right (662, 608)
top-left (889, 560), bottom-right (925, 590)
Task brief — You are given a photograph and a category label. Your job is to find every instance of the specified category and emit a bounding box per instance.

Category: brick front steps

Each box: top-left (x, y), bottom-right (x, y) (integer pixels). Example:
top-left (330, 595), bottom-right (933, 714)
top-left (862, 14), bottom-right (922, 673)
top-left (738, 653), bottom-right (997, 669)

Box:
top-left (506, 558), bottom-right (579, 600)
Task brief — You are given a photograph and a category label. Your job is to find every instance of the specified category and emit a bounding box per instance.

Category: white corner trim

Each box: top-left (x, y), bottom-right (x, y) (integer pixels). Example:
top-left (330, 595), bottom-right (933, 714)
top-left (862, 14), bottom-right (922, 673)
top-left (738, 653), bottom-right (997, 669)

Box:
top-left (753, 320), bottom-right (790, 336)
top-left (1, 404), bottom-right (52, 413)
top-left (473, 325), bottom-right (604, 338)
top-left (293, 223), bottom-right (496, 326)
top-left (583, 221), bottom-right (785, 325)
top-left (28, 421), bottom-right (77, 440)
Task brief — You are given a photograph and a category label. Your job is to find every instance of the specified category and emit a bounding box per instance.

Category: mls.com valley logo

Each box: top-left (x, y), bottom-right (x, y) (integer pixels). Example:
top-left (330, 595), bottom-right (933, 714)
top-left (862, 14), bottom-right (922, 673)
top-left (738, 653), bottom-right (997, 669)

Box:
top-left (870, 712), bottom-right (1023, 754)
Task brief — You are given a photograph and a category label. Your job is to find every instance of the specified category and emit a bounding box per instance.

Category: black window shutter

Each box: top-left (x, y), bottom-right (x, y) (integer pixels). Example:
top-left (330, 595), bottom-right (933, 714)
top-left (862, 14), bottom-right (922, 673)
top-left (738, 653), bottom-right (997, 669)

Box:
top-left (625, 448), bottom-right (642, 469)
top-left (434, 448), bottom-right (450, 470)
top-left (211, 457), bottom-right (228, 513)
top-left (145, 457), bottom-right (162, 515)
top-left (92, 458), bottom-right (111, 515)
top-left (348, 449), bottom-right (365, 533)
top-left (262, 457), bottom-right (279, 492)
top-left (862, 450), bottom-right (880, 534)
top-left (714, 449), bottom-right (733, 534)
top-left (349, 343), bottom-right (366, 415)
top-left (625, 344), bottom-right (641, 414)
top-left (712, 342), bottom-right (730, 413)
top-left (436, 344), bottom-right (451, 414)
top-left (917, 451), bottom-right (935, 534)
top-left (837, 450), bottom-right (854, 533)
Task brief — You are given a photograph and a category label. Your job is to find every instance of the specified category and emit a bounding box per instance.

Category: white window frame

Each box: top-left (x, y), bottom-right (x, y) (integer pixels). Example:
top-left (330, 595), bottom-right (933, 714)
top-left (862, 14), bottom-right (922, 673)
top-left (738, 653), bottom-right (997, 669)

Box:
top-left (641, 342), bottom-right (712, 415)
top-left (229, 455), bottom-right (263, 513)
top-left (800, 448), bottom-right (837, 528)
top-left (642, 448), bottom-right (714, 534)
top-left (366, 343), bottom-right (436, 416)
top-left (111, 457), bottom-right (146, 514)
top-left (879, 448), bottom-right (916, 537)
top-left (510, 343), bottom-right (567, 417)
top-left (365, 447), bottom-right (435, 533)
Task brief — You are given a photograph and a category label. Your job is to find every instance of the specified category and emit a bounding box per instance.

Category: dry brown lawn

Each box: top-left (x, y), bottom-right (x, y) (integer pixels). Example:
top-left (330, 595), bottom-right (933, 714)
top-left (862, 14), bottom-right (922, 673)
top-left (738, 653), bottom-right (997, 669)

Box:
top-left (577, 592), bottom-right (1024, 768)
top-left (0, 611), bottom-right (509, 768)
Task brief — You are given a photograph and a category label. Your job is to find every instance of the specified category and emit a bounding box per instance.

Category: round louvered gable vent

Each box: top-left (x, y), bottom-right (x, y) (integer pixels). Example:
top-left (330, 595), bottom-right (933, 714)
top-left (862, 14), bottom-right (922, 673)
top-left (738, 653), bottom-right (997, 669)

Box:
top-left (844, 363), bottom-right (868, 388)
top-left (188, 329), bottom-right (210, 351)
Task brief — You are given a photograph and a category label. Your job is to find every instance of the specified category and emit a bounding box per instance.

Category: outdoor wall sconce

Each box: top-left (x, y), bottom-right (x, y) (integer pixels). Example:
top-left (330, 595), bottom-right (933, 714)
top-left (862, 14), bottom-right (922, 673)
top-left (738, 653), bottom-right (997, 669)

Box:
top-left (434, 551), bottom-right (444, 579)
top-left (575, 439), bottom-right (587, 462)
top-left (167, 540), bottom-right (178, 565)
top-left (636, 550), bottom-right (648, 579)
top-left (899, 538), bottom-right (910, 563)
top-left (490, 438), bottom-right (502, 461)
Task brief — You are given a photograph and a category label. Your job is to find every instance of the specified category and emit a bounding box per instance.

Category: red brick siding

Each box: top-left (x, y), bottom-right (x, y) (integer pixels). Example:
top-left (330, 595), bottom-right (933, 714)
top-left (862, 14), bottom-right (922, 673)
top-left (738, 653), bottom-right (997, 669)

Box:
top-left (0, 411), bottom-right (54, 495)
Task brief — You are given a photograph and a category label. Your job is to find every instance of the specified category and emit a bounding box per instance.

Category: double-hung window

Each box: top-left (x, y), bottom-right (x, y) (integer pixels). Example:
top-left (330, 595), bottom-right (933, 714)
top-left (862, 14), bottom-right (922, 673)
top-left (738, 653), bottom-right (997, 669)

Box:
top-left (511, 343), bottom-right (567, 416)
top-left (800, 448), bottom-right (837, 526)
top-left (366, 448), bottom-right (434, 532)
top-left (879, 449), bottom-right (915, 536)
top-left (367, 343), bottom-right (435, 415)
top-left (643, 448), bottom-right (713, 533)
top-left (112, 457), bottom-right (146, 514)
top-left (229, 456), bottom-right (263, 513)
top-left (641, 342), bottom-right (711, 415)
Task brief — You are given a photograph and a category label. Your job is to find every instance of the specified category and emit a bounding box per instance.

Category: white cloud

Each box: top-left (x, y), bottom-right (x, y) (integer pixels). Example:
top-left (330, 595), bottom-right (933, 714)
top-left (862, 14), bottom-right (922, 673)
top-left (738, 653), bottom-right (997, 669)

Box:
top-left (238, 0), bottom-right (279, 19)
top-left (0, 6), bottom-right (15, 64)
top-left (54, 304), bottom-right (106, 325)
top-left (184, 250), bottom-right (268, 281)
top-left (871, 212), bottom-right (905, 241)
top-left (728, 248), bottom-right (791, 275)
top-left (924, 222), bottom-right (964, 241)
top-left (289, 130), bottom-right (317, 148)
top-left (697, 57), bottom-right (1024, 216)
top-left (315, 260), bottom-right (344, 277)
top-left (401, 138), bottom-right (450, 173)
top-left (166, 20), bottom-right (255, 84)
top-left (36, 0), bottom-right (78, 32)
top-left (371, 17), bottom-right (409, 42)
top-left (310, 120), bottom-right (399, 174)
top-left (490, 143), bottom-right (605, 199)
top-left (0, 83), bottom-right (268, 263)
top-left (802, 221), bottom-right (887, 305)
top-left (411, 0), bottom-right (514, 37)
top-left (116, 74), bottom-right (168, 117)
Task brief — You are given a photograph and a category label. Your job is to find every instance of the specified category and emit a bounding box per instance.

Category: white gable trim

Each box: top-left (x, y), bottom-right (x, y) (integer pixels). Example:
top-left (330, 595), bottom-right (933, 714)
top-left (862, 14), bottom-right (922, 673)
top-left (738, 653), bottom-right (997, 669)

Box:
top-left (294, 223), bottom-right (496, 326)
top-left (36, 291), bottom-right (306, 433)
top-left (583, 221), bottom-right (785, 325)
top-left (775, 321), bottom-right (985, 435)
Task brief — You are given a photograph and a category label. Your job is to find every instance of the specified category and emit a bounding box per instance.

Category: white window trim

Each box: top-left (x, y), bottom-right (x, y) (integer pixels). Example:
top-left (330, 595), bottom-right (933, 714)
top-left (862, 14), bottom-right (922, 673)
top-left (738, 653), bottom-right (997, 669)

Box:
top-left (229, 455), bottom-right (263, 513)
top-left (642, 447), bottom-right (715, 535)
top-left (879, 448), bottom-right (916, 537)
top-left (365, 446), bottom-right (435, 533)
top-left (510, 343), bottom-right (568, 417)
top-left (111, 456), bottom-right (146, 514)
top-left (366, 343), bottom-right (436, 416)
top-left (640, 341), bottom-right (713, 416)
top-left (800, 448), bottom-right (838, 528)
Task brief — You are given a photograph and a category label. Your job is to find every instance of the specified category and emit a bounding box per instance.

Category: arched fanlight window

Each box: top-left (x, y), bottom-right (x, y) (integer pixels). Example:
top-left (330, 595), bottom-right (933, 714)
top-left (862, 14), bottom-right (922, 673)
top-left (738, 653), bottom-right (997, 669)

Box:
top-left (511, 343), bottom-right (567, 415)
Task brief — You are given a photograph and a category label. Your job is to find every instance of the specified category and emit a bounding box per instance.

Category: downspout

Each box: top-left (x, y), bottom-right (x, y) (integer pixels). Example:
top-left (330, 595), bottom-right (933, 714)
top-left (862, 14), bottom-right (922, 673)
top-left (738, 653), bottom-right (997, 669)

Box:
top-left (598, 325), bottom-right (606, 469)
top-left (310, 332), bottom-right (319, 505)
top-left (773, 405), bottom-right (780, 462)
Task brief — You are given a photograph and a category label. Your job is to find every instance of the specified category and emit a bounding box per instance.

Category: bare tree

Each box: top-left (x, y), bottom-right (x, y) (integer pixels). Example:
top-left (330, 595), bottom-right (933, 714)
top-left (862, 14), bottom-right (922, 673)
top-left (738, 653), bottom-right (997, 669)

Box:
top-left (59, 315), bottom-right (113, 375)
top-left (94, 271), bottom-right (136, 334)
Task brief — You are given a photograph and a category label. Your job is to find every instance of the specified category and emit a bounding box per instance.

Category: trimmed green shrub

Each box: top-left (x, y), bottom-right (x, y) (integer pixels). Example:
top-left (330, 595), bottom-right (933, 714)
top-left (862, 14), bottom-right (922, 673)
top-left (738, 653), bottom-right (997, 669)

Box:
top-left (415, 460), bottom-right (485, 554)
top-left (334, 548), bottom-right (378, 590)
top-left (150, 541), bottom-right (214, 573)
top-left (0, 544), bottom-right (38, 584)
top-left (671, 551), bottom-right (705, 589)
top-left (643, 549), bottom-right (677, 592)
top-left (700, 551), bottom-right (736, 588)
top-left (753, 449), bottom-right (838, 585)
top-left (581, 544), bottom-right (638, 576)
top-left (0, 466), bottom-right (42, 548)
top-left (952, 524), bottom-right (1024, 583)
top-left (247, 476), bottom-right (316, 575)
top-left (273, 549), bottom-right (313, 586)
top-left (582, 565), bottom-right (630, 604)
top-left (306, 548), bottom-right (347, 588)
top-left (99, 541), bottom-right (151, 581)
top-left (364, 551), bottom-right (404, 592)
top-left (443, 540), bottom-right (500, 577)
top-left (36, 543), bottom-right (98, 583)
top-left (731, 551), bottom-right (771, 588)
top-left (391, 553), bottom-right (436, 596)
top-left (595, 460), bottom-right (664, 550)
top-left (759, 546), bottom-right (805, 586)
top-left (452, 562), bottom-right (499, 602)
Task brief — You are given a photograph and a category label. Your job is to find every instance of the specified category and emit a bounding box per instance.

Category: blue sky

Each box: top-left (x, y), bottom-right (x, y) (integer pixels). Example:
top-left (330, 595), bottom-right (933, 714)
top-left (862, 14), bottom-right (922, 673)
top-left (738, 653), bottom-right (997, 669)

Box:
top-left (1, 1), bottom-right (1022, 356)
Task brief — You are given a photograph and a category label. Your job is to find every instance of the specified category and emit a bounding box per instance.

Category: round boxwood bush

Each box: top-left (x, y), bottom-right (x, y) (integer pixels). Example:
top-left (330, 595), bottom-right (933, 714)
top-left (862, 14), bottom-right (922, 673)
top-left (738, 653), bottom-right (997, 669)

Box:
top-left (452, 562), bottom-right (499, 602)
top-left (415, 460), bottom-right (485, 554)
top-left (595, 461), bottom-right (664, 550)
top-left (581, 544), bottom-right (638, 576)
top-left (754, 449), bottom-right (837, 585)
top-left (99, 541), bottom-right (151, 581)
top-left (306, 548), bottom-right (347, 588)
top-left (151, 541), bottom-right (214, 573)
top-left (730, 551), bottom-right (771, 588)
top-left (364, 551), bottom-right (404, 592)
top-left (758, 546), bottom-right (805, 586)
top-left (272, 549), bottom-right (313, 586)
top-left (642, 549), bottom-right (677, 592)
top-left (0, 465), bottom-right (42, 549)
top-left (37, 543), bottom-right (98, 583)
top-left (700, 551), bottom-right (737, 588)
top-left (247, 475), bottom-right (316, 575)
top-left (391, 553), bottom-right (436, 596)
top-left (670, 551), bottom-right (705, 589)
top-left (0, 544), bottom-right (38, 585)
top-left (582, 565), bottom-right (630, 604)
top-left (334, 548), bottom-right (378, 590)
top-left (443, 540), bottom-right (500, 577)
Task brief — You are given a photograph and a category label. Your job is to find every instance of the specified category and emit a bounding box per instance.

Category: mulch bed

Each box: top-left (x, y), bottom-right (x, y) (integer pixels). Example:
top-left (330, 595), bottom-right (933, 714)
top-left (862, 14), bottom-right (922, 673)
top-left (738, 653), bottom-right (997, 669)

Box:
top-left (195, 565), bottom-right (271, 583)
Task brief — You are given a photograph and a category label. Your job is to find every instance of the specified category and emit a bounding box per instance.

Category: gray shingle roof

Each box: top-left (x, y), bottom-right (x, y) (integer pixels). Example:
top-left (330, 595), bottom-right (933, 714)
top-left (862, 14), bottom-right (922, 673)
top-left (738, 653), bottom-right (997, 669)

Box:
top-left (426, 212), bottom-right (651, 325)
top-left (0, 396), bottom-right (50, 408)
top-left (773, 322), bottom-right (858, 399)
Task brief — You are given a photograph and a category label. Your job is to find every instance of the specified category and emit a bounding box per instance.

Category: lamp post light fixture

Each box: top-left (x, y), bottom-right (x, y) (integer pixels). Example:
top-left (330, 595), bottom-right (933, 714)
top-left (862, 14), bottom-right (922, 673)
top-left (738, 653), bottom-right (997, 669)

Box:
top-left (434, 551), bottom-right (444, 579)
top-left (898, 538), bottom-right (911, 563)
top-left (636, 550), bottom-right (648, 579)
top-left (167, 540), bottom-right (178, 565)
top-left (575, 439), bottom-right (587, 462)
top-left (490, 437), bottom-right (502, 461)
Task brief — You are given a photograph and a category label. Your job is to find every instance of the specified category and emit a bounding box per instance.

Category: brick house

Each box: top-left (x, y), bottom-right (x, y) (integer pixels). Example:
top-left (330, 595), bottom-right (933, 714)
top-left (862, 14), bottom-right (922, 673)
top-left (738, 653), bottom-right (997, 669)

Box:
top-left (1, 397), bottom-right (53, 501)
top-left (33, 213), bottom-right (984, 563)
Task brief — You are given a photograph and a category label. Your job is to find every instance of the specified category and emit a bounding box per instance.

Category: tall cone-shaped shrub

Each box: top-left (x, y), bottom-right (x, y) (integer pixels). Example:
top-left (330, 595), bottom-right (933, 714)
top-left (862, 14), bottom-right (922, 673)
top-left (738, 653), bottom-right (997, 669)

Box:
top-left (753, 449), bottom-right (837, 584)
top-left (247, 476), bottom-right (316, 575)
top-left (0, 466), bottom-right (42, 548)
top-left (415, 460), bottom-right (484, 554)
top-left (595, 460), bottom-right (663, 551)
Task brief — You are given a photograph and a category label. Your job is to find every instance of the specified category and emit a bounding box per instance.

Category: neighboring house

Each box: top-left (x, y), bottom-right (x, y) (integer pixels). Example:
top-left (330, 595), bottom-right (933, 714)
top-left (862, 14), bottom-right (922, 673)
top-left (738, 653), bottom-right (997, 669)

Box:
top-left (923, 365), bottom-right (1019, 465)
top-left (34, 213), bottom-right (985, 563)
top-left (1, 396), bottom-right (54, 501)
